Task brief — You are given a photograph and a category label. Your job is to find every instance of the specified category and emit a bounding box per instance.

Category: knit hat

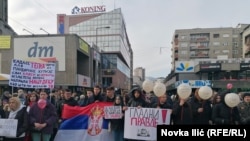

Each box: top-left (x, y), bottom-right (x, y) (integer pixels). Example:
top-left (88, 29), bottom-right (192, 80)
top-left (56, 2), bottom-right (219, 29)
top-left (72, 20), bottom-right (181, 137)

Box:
top-left (243, 93), bottom-right (250, 99)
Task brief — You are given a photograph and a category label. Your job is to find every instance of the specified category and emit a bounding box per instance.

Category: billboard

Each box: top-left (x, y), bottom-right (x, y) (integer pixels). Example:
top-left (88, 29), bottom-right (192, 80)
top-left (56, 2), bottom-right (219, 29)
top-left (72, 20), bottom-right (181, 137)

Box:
top-left (200, 63), bottom-right (221, 71)
top-left (14, 37), bottom-right (65, 71)
top-left (175, 80), bottom-right (212, 88)
top-left (175, 61), bottom-right (194, 73)
top-left (0, 36), bottom-right (11, 49)
top-left (240, 63), bottom-right (250, 70)
top-left (77, 74), bottom-right (91, 87)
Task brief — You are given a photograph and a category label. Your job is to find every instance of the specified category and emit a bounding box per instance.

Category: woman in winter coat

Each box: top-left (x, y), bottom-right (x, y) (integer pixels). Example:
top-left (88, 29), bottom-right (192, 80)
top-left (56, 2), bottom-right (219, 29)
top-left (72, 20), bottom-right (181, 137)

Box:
top-left (3, 97), bottom-right (28, 141)
top-left (212, 91), bottom-right (240, 125)
top-left (28, 90), bottom-right (57, 141)
top-left (127, 88), bottom-right (147, 108)
top-left (172, 94), bottom-right (193, 125)
top-left (189, 88), bottom-right (212, 125)
top-left (110, 95), bottom-right (125, 141)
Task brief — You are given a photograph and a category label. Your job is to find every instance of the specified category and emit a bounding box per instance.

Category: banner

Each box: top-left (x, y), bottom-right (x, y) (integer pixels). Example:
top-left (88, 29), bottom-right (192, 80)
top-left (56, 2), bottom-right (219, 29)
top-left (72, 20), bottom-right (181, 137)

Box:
top-left (54, 102), bottom-right (114, 141)
top-left (104, 106), bottom-right (122, 119)
top-left (9, 59), bottom-right (56, 88)
top-left (0, 119), bottom-right (18, 137)
top-left (124, 107), bottom-right (172, 140)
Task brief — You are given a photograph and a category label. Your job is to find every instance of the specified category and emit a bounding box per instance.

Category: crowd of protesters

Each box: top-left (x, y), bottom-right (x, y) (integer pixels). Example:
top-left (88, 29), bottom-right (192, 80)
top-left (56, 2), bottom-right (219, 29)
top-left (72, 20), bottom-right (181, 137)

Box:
top-left (0, 85), bottom-right (249, 141)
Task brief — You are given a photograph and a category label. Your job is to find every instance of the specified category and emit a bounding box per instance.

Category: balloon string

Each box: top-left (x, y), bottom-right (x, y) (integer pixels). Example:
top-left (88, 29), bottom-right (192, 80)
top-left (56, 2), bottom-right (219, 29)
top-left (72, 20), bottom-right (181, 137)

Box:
top-left (230, 108), bottom-right (233, 124)
top-left (157, 97), bottom-right (160, 107)
top-left (181, 106), bottom-right (184, 121)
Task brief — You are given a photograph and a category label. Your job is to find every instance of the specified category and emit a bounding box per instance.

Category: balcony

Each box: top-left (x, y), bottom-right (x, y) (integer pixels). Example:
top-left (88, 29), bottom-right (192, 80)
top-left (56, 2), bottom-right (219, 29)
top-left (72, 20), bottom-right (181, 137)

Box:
top-left (190, 53), bottom-right (209, 58)
top-left (190, 37), bottom-right (209, 42)
top-left (190, 45), bottom-right (209, 50)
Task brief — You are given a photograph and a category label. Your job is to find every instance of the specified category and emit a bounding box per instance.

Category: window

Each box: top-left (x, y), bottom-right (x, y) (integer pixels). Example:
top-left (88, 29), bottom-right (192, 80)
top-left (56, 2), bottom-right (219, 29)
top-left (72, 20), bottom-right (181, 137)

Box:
top-left (180, 51), bottom-right (187, 55)
top-left (181, 35), bottom-right (186, 40)
top-left (222, 50), bottom-right (229, 53)
top-left (222, 42), bottom-right (229, 46)
top-left (233, 42), bottom-right (238, 47)
top-left (222, 34), bottom-right (230, 37)
top-left (180, 43), bottom-right (188, 47)
top-left (233, 50), bottom-right (238, 54)
top-left (213, 42), bottom-right (220, 46)
top-left (214, 50), bottom-right (220, 54)
top-left (232, 35), bottom-right (238, 38)
top-left (213, 34), bottom-right (219, 38)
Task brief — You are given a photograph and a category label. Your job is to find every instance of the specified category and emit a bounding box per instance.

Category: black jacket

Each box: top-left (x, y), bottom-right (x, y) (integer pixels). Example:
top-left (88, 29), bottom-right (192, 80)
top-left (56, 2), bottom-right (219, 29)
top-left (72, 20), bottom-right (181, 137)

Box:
top-left (4, 107), bottom-right (28, 137)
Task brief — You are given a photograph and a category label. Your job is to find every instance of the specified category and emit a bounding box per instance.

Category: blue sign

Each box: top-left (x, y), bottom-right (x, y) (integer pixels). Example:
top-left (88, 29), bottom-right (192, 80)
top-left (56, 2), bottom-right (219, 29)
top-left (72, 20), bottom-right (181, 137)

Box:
top-left (175, 80), bottom-right (212, 88)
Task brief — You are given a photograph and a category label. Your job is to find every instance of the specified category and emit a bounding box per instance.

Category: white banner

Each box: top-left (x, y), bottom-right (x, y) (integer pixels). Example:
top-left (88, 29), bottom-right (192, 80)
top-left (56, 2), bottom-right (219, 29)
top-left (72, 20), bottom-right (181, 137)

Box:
top-left (124, 107), bottom-right (172, 141)
top-left (104, 106), bottom-right (122, 119)
top-left (0, 119), bottom-right (18, 137)
top-left (9, 59), bottom-right (56, 88)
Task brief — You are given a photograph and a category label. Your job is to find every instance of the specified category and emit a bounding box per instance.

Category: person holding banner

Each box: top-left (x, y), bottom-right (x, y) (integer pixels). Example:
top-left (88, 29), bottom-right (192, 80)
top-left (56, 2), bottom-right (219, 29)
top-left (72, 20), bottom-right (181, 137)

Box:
top-left (3, 97), bottom-right (28, 141)
top-left (127, 88), bottom-right (147, 108)
top-left (110, 95), bottom-right (125, 141)
top-left (125, 88), bottom-right (147, 141)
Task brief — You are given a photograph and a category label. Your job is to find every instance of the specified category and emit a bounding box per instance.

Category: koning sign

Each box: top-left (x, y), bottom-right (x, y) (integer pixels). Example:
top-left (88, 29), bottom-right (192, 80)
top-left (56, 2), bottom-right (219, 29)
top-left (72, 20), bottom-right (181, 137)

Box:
top-left (9, 59), bottom-right (55, 88)
top-left (72, 5), bottom-right (106, 14)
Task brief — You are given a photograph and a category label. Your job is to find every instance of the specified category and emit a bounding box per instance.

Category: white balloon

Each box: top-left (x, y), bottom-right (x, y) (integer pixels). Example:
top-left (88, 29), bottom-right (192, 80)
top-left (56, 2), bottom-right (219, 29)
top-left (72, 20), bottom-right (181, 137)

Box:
top-left (177, 83), bottom-right (192, 99)
top-left (224, 93), bottom-right (240, 108)
top-left (153, 83), bottom-right (166, 97)
top-left (198, 86), bottom-right (213, 100)
top-left (142, 80), bottom-right (154, 93)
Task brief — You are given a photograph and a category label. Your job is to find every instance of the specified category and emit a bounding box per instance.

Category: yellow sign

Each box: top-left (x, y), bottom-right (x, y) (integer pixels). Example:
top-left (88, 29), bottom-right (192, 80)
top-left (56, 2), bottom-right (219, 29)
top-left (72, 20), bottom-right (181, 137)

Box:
top-left (79, 39), bottom-right (89, 53)
top-left (0, 36), bottom-right (11, 49)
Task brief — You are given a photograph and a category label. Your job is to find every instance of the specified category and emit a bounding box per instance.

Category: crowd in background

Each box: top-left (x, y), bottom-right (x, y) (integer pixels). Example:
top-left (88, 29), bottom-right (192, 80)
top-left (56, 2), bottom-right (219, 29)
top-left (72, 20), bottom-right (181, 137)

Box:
top-left (0, 85), bottom-right (249, 141)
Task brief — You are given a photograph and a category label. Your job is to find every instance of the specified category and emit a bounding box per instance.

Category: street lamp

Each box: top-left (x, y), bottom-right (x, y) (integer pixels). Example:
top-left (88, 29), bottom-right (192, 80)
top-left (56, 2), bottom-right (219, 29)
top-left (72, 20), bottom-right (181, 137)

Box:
top-left (95, 26), bottom-right (110, 86)
top-left (40, 28), bottom-right (50, 35)
top-left (23, 28), bottom-right (34, 35)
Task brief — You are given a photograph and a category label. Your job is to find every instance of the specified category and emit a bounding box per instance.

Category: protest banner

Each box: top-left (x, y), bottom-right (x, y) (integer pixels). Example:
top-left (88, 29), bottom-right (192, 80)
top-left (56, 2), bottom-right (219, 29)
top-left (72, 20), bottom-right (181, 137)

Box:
top-left (9, 59), bottom-right (56, 88)
top-left (104, 106), bottom-right (122, 119)
top-left (0, 119), bottom-right (18, 137)
top-left (124, 107), bottom-right (172, 140)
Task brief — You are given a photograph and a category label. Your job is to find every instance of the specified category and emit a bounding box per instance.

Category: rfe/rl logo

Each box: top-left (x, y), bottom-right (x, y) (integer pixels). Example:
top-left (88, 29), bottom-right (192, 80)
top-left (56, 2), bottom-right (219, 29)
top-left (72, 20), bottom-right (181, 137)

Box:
top-left (28, 42), bottom-right (54, 57)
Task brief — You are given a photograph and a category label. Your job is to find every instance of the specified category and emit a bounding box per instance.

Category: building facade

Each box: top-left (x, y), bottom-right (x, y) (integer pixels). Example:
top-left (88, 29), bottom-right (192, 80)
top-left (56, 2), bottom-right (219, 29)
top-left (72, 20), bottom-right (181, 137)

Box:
top-left (133, 67), bottom-right (145, 87)
top-left (0, 0), bottom-right (16, 35)
top-left (165, 24), bottom-right (250, 93)
top-left (0, 34), bottom-right (96, 92)
top-left (57, 7), bottom-right (132, 90)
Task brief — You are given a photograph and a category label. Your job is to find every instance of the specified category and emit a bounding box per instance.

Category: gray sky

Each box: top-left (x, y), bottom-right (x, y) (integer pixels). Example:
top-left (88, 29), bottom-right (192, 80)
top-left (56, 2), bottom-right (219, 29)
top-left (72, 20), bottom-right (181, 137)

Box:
top-left (8, 0), bottom-right (250, 78)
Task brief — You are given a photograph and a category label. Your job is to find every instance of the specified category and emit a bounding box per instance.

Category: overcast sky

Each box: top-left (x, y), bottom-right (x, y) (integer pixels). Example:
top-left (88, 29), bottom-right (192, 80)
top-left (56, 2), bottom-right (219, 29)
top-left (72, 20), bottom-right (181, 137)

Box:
top-left (8, 0), bottom-right (250, 78)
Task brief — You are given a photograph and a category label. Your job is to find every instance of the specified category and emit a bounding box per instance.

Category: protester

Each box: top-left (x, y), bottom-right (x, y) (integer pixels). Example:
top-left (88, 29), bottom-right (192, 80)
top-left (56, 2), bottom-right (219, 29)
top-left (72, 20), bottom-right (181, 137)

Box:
top-left (110, 95), bottom-right (125, 141)
top-left (28, 90), bottom-right (57, 141)
top-left (3, 97), bottom-right (28, 141)
top-left (237, 92), bottom-right (250, 124)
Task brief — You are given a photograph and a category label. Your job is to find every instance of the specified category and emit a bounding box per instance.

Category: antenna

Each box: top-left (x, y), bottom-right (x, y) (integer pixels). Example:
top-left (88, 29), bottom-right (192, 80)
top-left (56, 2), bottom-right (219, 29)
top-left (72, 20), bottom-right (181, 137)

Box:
top-left (23, 29), bottom-right (34, 35)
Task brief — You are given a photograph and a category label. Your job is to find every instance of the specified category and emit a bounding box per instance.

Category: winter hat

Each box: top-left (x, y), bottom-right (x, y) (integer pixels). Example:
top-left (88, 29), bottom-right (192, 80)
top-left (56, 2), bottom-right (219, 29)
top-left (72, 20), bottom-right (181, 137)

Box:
top-left (243, 93), bottom-right (250, 99)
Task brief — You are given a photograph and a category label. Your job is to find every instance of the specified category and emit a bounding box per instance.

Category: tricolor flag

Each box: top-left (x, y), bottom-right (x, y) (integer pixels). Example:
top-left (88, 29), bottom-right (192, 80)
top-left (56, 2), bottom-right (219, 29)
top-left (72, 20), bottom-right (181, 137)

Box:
top-left (54, 102), bottom-right (114, 141)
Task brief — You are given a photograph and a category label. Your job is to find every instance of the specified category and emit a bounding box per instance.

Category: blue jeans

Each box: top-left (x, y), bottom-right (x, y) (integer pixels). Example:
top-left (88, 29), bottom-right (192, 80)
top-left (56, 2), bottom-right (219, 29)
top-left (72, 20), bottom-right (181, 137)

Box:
top-left (31, 133), bottom-right (51, 141)
top-left (113, 129), bottom-right (124, 141)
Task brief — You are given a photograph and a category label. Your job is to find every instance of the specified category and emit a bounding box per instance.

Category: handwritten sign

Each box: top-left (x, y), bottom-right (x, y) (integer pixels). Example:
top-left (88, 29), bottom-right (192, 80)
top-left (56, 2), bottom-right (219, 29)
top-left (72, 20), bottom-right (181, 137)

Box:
top-left (124, 107), bottom-right (172, 140)
top-left (9, 59), bottom-right (56, 88)
top-left (0, 119), bottom-right (18, 137)
top-left (104, 106), bottom-right (122, 119)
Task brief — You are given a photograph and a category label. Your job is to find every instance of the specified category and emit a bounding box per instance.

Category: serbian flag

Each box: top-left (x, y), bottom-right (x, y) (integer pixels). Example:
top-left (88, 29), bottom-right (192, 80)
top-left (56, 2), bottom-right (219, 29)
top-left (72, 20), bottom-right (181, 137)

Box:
top-left (54, 102), bottom-right (114, 141)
